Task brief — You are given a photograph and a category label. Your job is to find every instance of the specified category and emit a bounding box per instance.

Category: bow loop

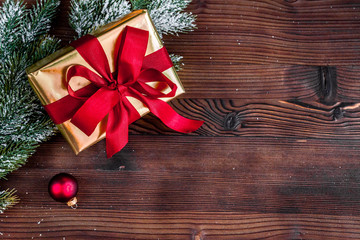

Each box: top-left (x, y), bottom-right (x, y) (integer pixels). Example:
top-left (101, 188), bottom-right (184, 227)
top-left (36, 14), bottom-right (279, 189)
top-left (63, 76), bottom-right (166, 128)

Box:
top-left (70, 35), bottom-right (113, 81)
top-left (132, 68), bottom-right (177, 98)
top-left (115, 26), bottom-right (149, 85)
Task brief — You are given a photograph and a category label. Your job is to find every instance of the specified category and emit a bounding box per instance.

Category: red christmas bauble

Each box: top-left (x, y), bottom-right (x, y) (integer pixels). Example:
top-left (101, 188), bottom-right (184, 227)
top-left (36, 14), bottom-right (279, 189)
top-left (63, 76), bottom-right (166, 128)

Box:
top-left (48, 173), bottom-right (78, 207)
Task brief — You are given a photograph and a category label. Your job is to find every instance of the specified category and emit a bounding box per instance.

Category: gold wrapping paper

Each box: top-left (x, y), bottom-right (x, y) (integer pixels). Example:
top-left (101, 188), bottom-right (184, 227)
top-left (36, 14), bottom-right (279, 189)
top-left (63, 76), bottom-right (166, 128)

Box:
top-left (26, 10), bottom-right (184, 154)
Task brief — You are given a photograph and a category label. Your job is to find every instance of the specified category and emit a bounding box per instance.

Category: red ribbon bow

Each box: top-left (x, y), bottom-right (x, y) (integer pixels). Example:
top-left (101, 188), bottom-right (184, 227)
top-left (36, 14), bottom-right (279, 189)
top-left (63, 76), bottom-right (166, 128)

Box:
top-left (44, 26), bottom-right (203, 158)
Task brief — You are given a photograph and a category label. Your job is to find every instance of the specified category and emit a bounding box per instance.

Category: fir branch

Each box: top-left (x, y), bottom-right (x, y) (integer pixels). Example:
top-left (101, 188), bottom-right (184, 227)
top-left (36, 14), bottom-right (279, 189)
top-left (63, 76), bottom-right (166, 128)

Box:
top-left (69, 0), bottom-right (131, 38)
top-left (0, 0), bottom-right (60, 213)
top-left (0, 189), bottom-right (19, 213)
top-left (130, 0), bottom-right (151, 9)
top-left (0, 142), bottom-right (39, 180)
top-left (23, 0), bottom-right (60, 43)
top-left (132, 0), bottom-right (196, 37)
top-left (28, 35), bottom-right (61, 65)
top-left (0, 0), bottom-right (25, 60)
top-left (169, 54), bottom-right (183, 71)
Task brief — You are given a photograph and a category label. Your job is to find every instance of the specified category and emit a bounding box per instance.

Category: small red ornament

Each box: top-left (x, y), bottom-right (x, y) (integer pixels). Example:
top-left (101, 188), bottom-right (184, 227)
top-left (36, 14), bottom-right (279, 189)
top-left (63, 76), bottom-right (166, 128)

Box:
top-left (48, 173), bottom-right (78, 208)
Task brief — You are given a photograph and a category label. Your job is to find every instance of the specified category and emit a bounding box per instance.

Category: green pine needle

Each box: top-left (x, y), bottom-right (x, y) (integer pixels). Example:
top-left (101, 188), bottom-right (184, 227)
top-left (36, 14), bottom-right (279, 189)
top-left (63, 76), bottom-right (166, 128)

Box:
top-left (130, 0), bottom-right (151, 9)
top-left (0, 0), bottom-right (60, 213)
top-left (131, 0), bottom-right (196, 37)
top-left (169, 54), bottom-right (183, 71)
top-left (0, 189), bottom-right (19, 213)
top-left (69, 0), bottom-right (131, 38)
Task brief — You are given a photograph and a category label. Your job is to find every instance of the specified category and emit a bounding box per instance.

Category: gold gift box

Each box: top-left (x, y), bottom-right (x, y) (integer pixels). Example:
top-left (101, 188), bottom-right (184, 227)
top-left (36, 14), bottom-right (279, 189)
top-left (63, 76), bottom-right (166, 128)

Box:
top-left (26, 10), bottom-right (184, 154)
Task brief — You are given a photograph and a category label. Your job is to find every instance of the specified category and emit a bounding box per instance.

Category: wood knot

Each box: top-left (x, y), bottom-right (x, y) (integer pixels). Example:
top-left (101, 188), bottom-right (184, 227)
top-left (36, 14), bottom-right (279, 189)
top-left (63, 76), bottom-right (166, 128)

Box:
top-left (319, 66), bottom-right (337, 104)
top-left (224, 112), bottom-right (241, 131)
top-left (333, 106), bottom-right (344, 120)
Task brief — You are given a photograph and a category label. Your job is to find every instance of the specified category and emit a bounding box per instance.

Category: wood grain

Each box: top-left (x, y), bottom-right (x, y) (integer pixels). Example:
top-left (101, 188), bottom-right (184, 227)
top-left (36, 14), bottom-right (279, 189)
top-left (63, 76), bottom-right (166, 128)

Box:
top-left (337, 66), bottom-right (360, 101)
top-left (130, 99), bottom-right (360, 140)
top-left (3, 136), bottom-right (360, 239)
top-left (178, 64), bottom-right (320, 99)
top-left (3, 136), bottom-right (360, 216)
top-left (2, 210), bottom-right (360, 239)
top-left (175, 0), bottom-right (360, 66)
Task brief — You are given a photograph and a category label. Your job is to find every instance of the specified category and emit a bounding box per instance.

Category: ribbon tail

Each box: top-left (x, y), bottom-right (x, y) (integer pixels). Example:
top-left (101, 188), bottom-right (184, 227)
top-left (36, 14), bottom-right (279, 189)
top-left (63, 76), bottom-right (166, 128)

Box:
top-left (106, 101), bottom-right (129, 158)
top-left (137, 95), bottom-right (204, 133)
top-left (123, 96), bottom-right (142, 124)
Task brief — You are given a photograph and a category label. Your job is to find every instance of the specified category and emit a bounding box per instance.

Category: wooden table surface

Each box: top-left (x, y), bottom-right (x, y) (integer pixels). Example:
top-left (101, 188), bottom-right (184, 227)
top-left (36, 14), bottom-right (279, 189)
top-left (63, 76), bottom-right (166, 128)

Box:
top-left (2, 0), bottom-right (360, 239)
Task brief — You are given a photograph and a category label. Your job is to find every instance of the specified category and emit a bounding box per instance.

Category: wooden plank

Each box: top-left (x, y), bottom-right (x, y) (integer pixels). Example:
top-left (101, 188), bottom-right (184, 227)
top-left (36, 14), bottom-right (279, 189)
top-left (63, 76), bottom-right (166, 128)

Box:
top-left (168, 0), bottom-right (360, 66)
top-left (128, 99), bottom-right (360, 140)
top-left (178, 64), bottom-right (320, 99)
top-left (1, 209), bottom-right (360, 239)
top-left (14, 135), bottom-right (360, 172)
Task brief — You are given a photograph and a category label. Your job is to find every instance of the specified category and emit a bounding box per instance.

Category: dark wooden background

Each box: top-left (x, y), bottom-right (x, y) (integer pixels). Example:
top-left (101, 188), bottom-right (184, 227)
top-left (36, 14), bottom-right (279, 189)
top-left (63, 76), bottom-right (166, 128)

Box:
top-left (2, 0), bottom-right (360, 239)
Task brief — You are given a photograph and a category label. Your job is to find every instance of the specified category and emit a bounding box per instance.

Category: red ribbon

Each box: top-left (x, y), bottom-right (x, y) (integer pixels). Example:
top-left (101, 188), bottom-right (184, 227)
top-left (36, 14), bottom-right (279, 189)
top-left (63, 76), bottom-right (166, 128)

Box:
top-left (44, 26), bottom-right (203, 158)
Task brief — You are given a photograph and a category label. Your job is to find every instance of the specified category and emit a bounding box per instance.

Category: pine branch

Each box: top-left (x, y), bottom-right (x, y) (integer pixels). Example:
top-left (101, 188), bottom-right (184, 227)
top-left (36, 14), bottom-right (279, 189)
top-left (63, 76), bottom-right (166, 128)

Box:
top-left (69, 0), bottom-right (131, 38)
top-left (0, 0), bottom-right (25, 60)
top-left (0, 189), bottom-right (19, 213)
top-left (169, 54), bottom-right (183, 71)
top-left (131, 0), bottom-right (196, 37)
top-left (130, 0), bottom-right (151, 9)
top-left (0, 0), bottom-right (60, 213)
top-left (0, 142), bottom-right (39, 180)
top-left (23, 0), bottom-right (60, 43)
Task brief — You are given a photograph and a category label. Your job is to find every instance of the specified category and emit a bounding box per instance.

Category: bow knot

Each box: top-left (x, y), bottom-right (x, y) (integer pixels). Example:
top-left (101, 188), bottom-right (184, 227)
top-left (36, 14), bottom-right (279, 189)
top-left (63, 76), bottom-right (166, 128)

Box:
top-left (116, 84), bottom-right (128, 95)
top-left (108, 81), bottom-right (117, 90)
